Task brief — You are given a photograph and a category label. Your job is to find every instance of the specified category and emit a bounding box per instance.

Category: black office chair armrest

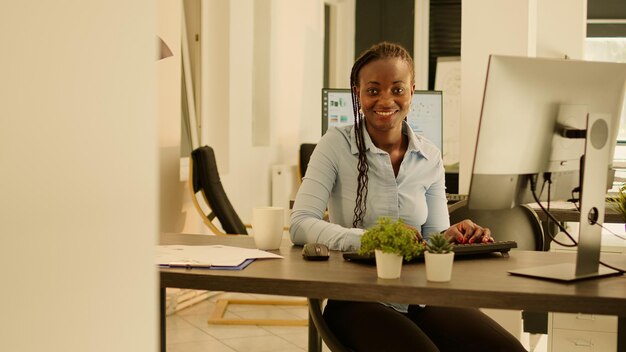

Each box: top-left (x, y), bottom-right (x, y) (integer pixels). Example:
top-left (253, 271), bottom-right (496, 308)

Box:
top-left (307, 298), bottom-right (352, 352)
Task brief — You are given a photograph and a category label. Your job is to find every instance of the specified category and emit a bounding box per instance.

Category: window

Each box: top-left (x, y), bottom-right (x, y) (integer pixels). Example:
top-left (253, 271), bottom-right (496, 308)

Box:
top-left (585, 0), bottom-right (626, 187)
top-left (584, 38), bottom-right (626, 188)
top-left (583, 1), bottom-right (626, 247)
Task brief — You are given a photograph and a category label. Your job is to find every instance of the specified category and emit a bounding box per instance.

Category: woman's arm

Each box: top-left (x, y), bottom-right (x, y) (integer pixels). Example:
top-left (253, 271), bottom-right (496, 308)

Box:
top-left (422, 158), bottom-right (493, 244)
top-left (421, 158), bottom-right (450, 239)
top-left (290, 131), bottom-right (364, 251)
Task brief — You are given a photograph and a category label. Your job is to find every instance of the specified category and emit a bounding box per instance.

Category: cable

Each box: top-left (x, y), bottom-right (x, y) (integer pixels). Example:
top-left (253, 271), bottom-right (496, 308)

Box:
top-left (531, 175), bottom-right (625, 273)
top-left (529, 176), bottom-right (577, 247)
top-left (599, 259), bottom-right (626, 274)
top-left (569, 196), bottom-right (626, 241)
top-left (568, 202), bottom-right (626, 273)
top-left (544, 176), bottom-right (552, 251)
top-left (570, 188), bottom-right (580, 205)
top-left (597, 222), bottom-right (626, 272)
top-left (595, 222), bottom-right (626, 241)
top-left (538, 177), bottom-right (548, 199)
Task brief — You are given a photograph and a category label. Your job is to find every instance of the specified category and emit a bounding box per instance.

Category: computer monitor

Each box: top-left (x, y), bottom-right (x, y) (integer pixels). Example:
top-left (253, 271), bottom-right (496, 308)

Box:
top-left (321, 88), bottom-right (443, 152)
top-left (469, 55), bottom-right (626, 281)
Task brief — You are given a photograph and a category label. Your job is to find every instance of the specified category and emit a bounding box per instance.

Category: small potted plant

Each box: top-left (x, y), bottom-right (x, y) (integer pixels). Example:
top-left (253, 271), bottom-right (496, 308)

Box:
top-left (609, 184), bottom-right (626, 226)
top-left (424, 232), bottom-right (455, 282)
top-left (358, 217), bottom-right (423, 279)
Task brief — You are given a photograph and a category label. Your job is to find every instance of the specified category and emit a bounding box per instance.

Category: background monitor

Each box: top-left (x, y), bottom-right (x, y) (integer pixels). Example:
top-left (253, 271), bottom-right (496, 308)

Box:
top-left (469, 54), bottom-right (626, 281)
top-left (321, 88), bottom-right (443, 152)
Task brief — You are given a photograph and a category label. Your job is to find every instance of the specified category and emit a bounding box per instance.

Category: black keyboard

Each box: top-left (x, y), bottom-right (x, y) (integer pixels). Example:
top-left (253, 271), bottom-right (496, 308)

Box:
top-left (343, 240), bottom-right (518, 263)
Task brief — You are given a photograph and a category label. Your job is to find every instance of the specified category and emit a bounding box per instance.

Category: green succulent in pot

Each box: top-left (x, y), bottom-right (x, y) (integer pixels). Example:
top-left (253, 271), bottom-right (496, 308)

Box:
top-left (425, 233), bottom-right (454, 254)
top-left (424, 232), bottom-right (455, 282)
top-left (608, 184), bottom-right (626, 223)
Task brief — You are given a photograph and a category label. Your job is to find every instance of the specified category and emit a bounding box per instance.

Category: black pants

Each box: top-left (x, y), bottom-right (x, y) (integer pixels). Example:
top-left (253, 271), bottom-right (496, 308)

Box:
top-left (323, 300), bottom-right (527, 352)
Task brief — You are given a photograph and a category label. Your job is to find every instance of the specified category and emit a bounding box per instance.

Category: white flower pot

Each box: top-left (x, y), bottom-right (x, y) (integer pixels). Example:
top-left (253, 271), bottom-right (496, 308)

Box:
top-left (424, 251), bottom-right (455, 282)
top-left (374, 249), bottom-right (403, 279)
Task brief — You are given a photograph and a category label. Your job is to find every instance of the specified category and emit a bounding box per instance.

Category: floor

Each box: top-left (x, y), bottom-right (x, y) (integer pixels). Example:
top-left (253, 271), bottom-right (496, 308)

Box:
top-left (166, 292), bottom-right (329, 352)
top-left (166, 292), bottom-right (547, 352)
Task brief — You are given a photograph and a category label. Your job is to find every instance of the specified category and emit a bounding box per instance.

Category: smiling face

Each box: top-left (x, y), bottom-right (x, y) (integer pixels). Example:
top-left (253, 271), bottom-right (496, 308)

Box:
top-left (355, 57), bottom-right (415, 135)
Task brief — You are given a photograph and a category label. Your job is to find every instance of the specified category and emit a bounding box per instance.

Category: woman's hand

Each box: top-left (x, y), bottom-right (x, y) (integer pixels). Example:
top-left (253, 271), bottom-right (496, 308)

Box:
top-left (443, 219), bottom-right (493, 244)
top-left (403, 224), bottom-right (425, 244)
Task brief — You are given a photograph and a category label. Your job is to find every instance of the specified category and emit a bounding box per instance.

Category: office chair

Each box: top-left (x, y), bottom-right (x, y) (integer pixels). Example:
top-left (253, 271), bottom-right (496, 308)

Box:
top-left (448, 200), bottom-right (547, 346)
top-left (296, 143), bottom-right (330, 222)
top-left (308, 298), bottom-right (352, 352)
top-left (190, 145), bottom-right (248, 235)
top-left (190, 145), bottom-right (307, 326)
top-left (447, 200), bottom-right (544, 251)
top-left (298, 143), bottom-right (317, 182)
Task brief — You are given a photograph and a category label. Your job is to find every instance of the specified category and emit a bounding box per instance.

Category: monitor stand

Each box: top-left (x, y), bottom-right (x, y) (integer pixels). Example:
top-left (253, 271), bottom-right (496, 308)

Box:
top-left (509, 113), bottom-right (621, 282)
top-left (509, 263), bottom-right (620, 282)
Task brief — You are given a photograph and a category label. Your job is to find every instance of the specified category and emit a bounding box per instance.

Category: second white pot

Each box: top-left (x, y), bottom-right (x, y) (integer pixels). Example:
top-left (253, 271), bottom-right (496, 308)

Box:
top-left (424, 251), bottom-right (455, 282)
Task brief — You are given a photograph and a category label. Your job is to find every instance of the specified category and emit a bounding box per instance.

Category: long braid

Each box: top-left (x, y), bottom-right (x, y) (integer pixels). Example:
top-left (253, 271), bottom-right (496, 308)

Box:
top-left (350, 53), bottom-right (373, 227)
top-left (350, 42), bottom-right (415, 228)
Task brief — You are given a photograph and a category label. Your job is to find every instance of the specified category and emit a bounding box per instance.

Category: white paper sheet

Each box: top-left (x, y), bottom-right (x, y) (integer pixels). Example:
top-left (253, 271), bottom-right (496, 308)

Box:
top-left (156, 245), bottom-right (283, 267)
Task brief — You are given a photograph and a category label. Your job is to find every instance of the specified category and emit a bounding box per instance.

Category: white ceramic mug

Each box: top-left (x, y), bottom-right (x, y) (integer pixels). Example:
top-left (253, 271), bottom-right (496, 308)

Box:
top-left (252, 206), bottom-right (285, 250)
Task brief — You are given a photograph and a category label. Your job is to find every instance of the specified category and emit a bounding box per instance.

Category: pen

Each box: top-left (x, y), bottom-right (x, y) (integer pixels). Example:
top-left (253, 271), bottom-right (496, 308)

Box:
top-left (159, 262), bottom-right (213, 269)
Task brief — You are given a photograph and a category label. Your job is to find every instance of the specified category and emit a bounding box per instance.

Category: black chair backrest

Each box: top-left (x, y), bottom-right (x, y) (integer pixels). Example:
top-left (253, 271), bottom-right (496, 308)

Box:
top-left (448, 200), bottom-right (545, 251)
top-left (191, 146), bottom-right (248, 235)
top-left (299, 143), bottom-right (317, 179)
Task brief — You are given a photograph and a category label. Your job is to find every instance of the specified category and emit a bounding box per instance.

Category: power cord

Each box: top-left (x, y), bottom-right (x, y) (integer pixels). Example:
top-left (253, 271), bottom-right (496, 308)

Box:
top-left (529, 175), bottom-right (577, 247)
top-left (569, 196), bottom-right (626, 241)
top-left (529, 174), bottom-right (625, 274)
top-left (596, 222), bottom-right (626, 241)
top-left (573, 201), bottom-right (626, 273)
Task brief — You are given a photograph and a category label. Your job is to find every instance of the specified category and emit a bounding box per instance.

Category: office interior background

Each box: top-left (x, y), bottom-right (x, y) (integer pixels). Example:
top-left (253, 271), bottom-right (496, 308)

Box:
top-left (1, 0), bottom-right (625, 351)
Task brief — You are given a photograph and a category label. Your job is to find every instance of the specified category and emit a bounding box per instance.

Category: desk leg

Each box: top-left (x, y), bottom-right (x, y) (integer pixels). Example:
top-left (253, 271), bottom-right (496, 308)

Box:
top-left (618, 316), bottom-right (625, 352)
top-left (308, 312), bottom-right (322, 352)
top-left (160, 287), bottom-right (166, 352)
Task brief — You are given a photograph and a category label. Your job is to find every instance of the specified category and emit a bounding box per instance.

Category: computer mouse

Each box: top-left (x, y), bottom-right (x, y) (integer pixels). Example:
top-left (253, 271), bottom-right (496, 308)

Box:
top-left (302, 243), bottom-right (330, 261)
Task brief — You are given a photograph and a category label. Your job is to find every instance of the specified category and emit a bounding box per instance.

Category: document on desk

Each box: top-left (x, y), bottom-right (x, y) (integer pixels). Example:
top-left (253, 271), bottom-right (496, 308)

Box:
top-left (156, 245), bottom-right (283, 269)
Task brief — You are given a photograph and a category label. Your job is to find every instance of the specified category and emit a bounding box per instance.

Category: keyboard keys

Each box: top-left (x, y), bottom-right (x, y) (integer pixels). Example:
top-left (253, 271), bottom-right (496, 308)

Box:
top-left (343, 240), bottom-right (518, 263)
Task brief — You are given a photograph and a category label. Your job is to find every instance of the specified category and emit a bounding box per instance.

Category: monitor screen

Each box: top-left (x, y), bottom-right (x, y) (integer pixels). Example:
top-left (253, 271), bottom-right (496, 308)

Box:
top-left (321, 88), bottom-right (443, 152)
top-left (470, 55), bottom-right (626, 281)
top-left (469, 55), bottom-right (626, 211)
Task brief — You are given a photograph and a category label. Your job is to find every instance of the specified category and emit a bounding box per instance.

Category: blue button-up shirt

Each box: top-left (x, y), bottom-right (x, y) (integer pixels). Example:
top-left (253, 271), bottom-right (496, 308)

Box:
top-left (290, 121), bottom-right (450, 251)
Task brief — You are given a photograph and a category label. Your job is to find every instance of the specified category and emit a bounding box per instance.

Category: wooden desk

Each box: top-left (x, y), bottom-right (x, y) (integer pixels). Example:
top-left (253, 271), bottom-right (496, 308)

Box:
top-left (160, 233), bottom-right (626, 352)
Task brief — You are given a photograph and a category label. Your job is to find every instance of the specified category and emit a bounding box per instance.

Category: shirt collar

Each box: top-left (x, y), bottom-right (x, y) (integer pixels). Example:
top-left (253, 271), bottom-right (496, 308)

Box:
top-left (349, 120), bottom-right (431, 160)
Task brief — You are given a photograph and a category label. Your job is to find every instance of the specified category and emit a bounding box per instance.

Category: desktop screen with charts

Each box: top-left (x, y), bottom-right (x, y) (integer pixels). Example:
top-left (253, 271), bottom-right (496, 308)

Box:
top-left (321, 88), bottom-right (443, 152)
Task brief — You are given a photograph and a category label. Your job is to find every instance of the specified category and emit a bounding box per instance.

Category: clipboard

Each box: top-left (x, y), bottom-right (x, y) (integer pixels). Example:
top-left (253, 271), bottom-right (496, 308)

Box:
top-left (156, 245), bottom-right (282, 270)
top-left (158, 258), bottom-right (254, 270)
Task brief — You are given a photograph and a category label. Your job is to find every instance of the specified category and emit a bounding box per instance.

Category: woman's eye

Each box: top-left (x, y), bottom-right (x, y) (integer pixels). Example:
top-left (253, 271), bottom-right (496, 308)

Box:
top-left (366, 88), bottom-right (378, 95)
top-left (393, 87), bottom-right (405, 95)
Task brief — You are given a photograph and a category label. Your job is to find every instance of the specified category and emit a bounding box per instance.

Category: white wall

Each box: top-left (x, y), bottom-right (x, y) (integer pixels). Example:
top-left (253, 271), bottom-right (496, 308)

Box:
top-left (181, 0), bottom-right (336, 226)
top-left (327, 0), bottom-right (356, 88)
top-left (228, 0), bottom-right (325, 222)
top-left (536, 0), bottom-right (586, 60)
top-left (159, 0), bottom-right (188, 234)
top-left (0, 2), bottom-right (157, 351)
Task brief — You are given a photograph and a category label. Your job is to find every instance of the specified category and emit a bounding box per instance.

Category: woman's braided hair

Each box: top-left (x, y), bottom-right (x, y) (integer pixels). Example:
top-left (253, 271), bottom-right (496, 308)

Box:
top-left (349, 42), bottom-right (415, 228)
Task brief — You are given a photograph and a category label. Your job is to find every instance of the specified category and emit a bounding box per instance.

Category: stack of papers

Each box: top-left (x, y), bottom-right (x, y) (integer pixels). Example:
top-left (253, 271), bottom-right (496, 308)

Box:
top-left (157, 245), bottom-right (283, 270)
